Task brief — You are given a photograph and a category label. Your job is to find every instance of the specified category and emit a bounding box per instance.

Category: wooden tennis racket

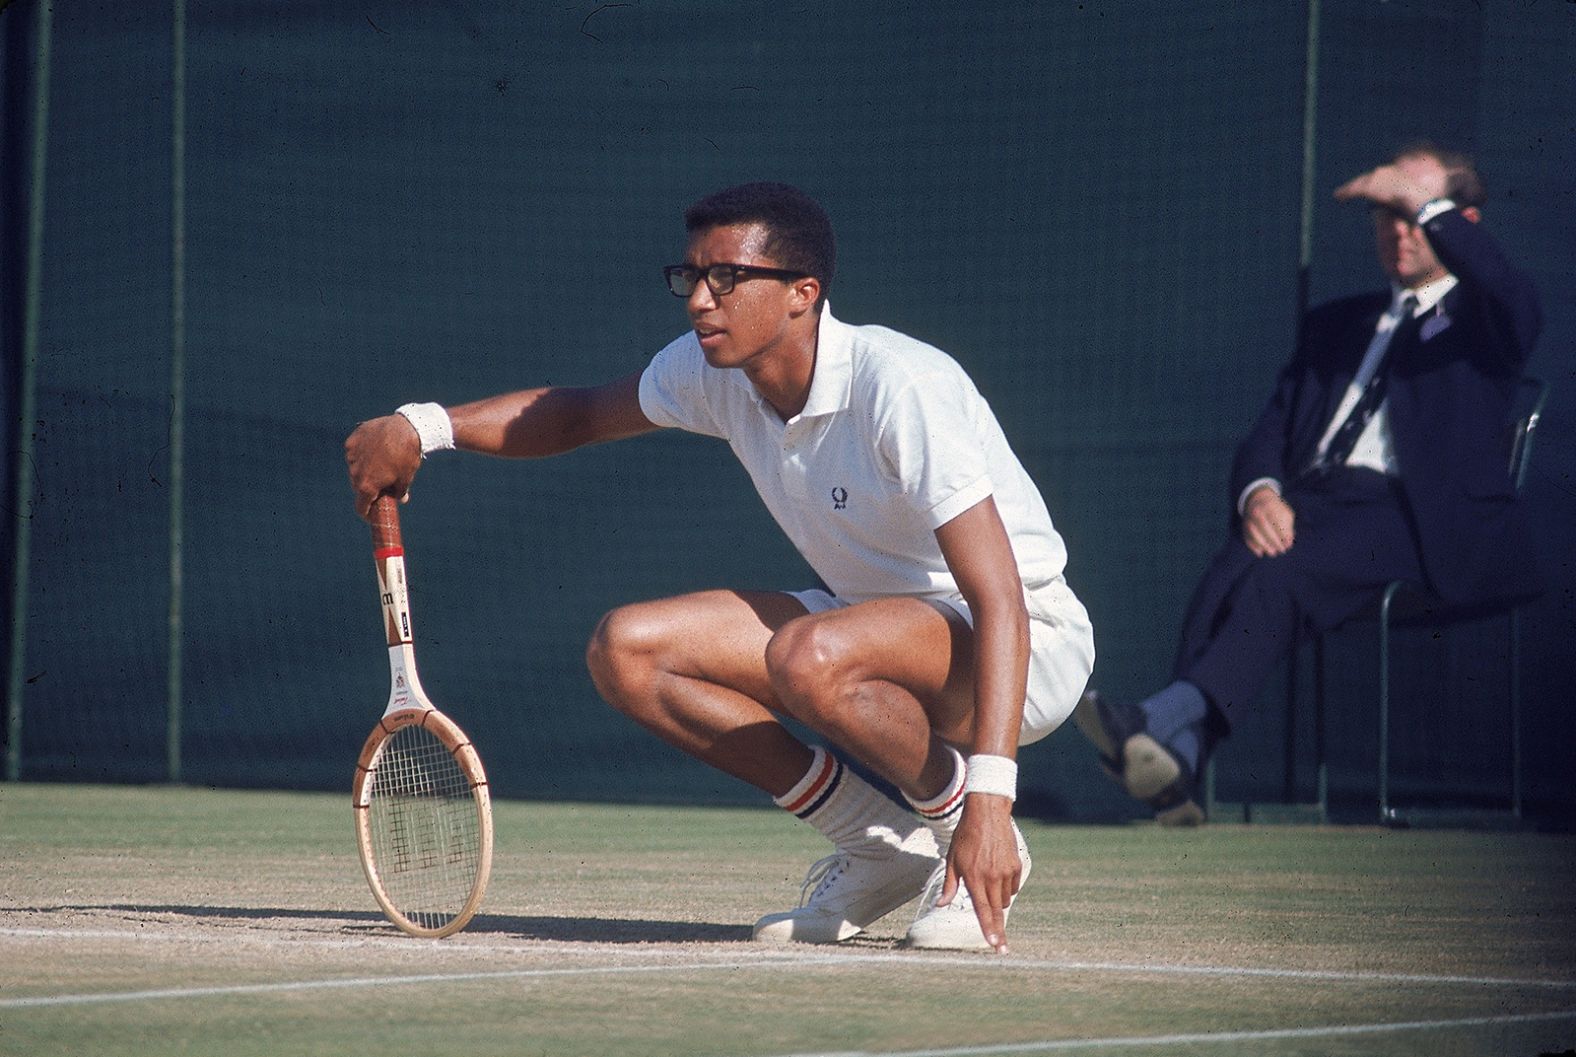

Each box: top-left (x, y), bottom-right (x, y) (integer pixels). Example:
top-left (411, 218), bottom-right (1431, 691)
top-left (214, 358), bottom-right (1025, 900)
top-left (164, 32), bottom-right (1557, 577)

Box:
top-left (353, 495), bottom-right (493, 938)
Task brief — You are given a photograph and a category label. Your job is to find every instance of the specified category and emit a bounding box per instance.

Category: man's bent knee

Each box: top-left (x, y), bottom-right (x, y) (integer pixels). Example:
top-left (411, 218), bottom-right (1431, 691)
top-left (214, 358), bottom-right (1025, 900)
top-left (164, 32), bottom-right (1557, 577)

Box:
top-left (765, 617), bottom-right (856, 720)
top-left (585, 604), bottom-right (665, 711)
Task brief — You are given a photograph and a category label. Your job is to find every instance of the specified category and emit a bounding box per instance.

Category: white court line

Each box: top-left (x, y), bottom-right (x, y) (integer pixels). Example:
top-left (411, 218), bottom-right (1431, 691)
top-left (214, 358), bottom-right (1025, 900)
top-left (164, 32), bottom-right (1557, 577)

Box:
top-left (0, 957), bottom-right (861, 1008)
top-left (3, 928), bottom-right (1576, 1010)
top-left (5, 924), bottom-right (1576, 991)
top-left (5, 964), bottom-right (1574, 1056)
top-left (754, 1009), bottom-right (1576, 1057)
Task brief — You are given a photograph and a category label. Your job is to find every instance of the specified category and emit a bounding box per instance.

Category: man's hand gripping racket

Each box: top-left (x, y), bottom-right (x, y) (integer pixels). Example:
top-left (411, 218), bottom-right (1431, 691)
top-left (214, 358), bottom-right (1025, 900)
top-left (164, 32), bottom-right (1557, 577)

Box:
top-left (352, 495), bottom-right (493, 938)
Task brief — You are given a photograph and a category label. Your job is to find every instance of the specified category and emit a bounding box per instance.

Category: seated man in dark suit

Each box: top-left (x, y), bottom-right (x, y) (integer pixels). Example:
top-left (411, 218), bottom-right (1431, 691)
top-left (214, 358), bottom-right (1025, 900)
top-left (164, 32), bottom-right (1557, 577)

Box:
top-left (1076, 141), bottom-right (1543, 824)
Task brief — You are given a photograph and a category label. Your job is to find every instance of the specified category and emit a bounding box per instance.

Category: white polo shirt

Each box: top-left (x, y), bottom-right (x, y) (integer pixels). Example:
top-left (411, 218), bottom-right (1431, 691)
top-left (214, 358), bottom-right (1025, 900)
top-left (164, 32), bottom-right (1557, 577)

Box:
top-left (637, 306), bottom-right (1083, 627)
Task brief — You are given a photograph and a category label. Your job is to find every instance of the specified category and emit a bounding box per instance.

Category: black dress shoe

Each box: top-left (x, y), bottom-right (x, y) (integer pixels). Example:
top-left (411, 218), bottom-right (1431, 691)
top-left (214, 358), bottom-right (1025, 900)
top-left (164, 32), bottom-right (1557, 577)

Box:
top-left (1073, 690), bottom-right (1205, 826)
top-left (1071, 690), bottom-right (1145, 776)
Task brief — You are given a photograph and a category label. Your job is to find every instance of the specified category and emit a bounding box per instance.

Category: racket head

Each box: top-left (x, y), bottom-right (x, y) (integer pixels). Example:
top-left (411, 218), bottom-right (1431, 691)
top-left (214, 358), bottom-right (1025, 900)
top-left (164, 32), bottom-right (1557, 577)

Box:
top-left (353, 707), bottom-right (494, 938)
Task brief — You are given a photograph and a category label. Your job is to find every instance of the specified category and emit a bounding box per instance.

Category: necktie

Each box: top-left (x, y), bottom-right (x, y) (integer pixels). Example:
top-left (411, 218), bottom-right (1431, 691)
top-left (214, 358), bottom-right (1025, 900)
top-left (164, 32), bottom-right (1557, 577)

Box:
top-left (1313, 294), bottom-right (1419, 473)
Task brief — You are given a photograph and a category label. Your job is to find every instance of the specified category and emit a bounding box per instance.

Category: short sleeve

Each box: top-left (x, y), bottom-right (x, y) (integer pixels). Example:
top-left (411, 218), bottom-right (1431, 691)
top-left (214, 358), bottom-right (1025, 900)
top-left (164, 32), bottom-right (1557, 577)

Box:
top-left (638, 333), bottom-right (728, 439)
top-left (877, 374), bottom-right (994, 529)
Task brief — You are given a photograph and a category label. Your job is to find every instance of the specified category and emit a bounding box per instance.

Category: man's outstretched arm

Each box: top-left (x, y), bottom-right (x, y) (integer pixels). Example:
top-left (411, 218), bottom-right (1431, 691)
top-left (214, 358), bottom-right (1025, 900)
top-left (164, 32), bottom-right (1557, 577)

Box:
top-left (345, 370), bottom-right (656, 519)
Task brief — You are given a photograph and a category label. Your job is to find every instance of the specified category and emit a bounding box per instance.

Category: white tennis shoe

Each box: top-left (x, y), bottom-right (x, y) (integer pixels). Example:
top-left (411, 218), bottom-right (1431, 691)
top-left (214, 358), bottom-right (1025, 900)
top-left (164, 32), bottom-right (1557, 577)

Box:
top-left (752, 823), bottom-right (941, 944)
top-left (904, 820), bottom-right (1032, 951)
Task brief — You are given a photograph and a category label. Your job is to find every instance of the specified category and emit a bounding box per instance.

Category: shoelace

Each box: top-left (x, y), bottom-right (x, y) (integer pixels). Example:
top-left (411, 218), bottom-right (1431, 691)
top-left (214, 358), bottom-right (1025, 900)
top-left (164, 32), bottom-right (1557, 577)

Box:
top-left (797, 853), bottom-right (849, 907)
top-left (912, 862), bottom-right (972, 925)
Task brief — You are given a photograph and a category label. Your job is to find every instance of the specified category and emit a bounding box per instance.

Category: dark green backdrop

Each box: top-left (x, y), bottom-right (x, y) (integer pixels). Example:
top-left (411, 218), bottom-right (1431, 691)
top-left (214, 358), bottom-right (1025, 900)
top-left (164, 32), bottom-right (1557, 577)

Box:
top-left (3, 1), bottom-right (1572, 821)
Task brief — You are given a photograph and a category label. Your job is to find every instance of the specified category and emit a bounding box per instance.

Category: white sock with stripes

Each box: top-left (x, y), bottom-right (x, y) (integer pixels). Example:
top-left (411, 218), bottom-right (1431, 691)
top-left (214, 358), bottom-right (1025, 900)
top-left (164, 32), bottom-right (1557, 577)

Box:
top-left (774, 746), bottom-right (918, 858)
top-left (902, 744), bottom-right (967, 852)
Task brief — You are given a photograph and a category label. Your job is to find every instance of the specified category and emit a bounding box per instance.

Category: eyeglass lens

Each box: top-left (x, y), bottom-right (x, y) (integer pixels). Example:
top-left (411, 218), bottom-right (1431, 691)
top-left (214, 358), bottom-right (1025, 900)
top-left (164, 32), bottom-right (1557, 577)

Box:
top-left (666, 265), bottom-right (738, 297)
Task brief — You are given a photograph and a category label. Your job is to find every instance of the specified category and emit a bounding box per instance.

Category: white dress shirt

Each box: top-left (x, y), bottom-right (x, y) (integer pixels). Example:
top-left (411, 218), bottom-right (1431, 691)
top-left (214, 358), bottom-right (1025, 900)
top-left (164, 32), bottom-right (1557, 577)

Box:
top-left (1238, 273), bottom-right (1458, 514)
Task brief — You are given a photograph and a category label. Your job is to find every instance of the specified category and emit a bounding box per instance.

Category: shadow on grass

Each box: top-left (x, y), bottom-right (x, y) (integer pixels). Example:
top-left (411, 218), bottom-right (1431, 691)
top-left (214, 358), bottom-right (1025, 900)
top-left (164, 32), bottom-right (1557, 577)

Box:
top-left (31, 904), bottom-right (753, 943)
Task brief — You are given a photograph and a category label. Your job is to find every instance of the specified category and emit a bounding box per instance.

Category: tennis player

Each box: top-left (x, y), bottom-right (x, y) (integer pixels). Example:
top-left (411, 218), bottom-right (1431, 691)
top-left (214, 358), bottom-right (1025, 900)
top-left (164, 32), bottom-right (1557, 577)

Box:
top-left (345, 183), bottom-right (1094, 953)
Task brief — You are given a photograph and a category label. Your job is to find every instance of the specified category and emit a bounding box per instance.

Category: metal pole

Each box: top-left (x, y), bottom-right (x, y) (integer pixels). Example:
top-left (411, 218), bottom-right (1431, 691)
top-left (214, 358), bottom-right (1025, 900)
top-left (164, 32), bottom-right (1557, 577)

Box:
top-left (1271, 0), bottom-right (1321, 813)
top-left (1297, 0), bottom-right (1321, 307)
top-left (1303, 0), bottom-right (1324, 819)
top-left (6, 0), bottom-right (54, 783)
top-left (166, 0), bottom-right (188, 783)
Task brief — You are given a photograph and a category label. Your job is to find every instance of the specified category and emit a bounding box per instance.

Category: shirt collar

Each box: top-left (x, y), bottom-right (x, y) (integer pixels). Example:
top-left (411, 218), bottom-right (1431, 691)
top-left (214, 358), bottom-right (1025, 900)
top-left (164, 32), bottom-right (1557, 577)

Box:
top-left (1393, 274), bottom-right (1458, 315)
top-left (797, 304), bottom-right (854, 419)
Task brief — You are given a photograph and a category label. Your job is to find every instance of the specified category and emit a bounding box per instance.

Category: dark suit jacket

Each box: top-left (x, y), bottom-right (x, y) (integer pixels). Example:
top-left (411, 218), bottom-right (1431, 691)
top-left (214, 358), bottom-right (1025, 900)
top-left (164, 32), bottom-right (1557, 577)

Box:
top-left (1228, 209), bottom-right (1543, 606)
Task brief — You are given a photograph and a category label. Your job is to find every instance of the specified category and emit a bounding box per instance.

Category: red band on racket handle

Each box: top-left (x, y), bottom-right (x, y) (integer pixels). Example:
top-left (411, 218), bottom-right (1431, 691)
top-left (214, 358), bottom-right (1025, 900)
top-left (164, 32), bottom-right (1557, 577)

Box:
top-left (370, 495), bottom-right (404, 553)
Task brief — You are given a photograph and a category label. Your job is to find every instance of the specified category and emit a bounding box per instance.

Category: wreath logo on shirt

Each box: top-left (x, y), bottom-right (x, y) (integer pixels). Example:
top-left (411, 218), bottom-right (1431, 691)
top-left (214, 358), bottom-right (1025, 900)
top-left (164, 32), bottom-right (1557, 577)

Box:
top-left (831, 486), bottom-right (848, 510)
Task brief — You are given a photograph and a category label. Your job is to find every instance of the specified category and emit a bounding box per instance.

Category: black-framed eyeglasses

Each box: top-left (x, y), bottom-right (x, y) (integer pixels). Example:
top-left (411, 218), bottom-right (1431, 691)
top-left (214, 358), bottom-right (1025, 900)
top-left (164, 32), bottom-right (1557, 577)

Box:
top-left (662, 262), bottom-right (810, 298)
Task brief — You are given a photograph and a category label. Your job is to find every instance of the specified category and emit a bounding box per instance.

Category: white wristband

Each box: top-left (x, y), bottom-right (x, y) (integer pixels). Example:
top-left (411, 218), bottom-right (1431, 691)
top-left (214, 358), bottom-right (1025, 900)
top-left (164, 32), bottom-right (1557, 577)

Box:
top-left (395, 402), bottom-right (455, 456)
top-left (964, 754), bottom-right (1018, 801)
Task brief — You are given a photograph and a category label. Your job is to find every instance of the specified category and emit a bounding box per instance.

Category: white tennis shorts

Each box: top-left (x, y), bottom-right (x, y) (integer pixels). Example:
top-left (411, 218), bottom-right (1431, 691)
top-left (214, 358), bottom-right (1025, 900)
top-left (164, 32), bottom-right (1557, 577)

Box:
top-left (785, 578), bottom-right (1095, 746)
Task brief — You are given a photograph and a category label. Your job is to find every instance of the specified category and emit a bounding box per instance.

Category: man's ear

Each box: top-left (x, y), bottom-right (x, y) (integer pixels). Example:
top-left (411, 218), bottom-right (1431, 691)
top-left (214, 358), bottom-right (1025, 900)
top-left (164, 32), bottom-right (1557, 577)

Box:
top-left (1461, 205), bottom-right (1482, 224)
top-left (789, 275), bottom-right (822, 314)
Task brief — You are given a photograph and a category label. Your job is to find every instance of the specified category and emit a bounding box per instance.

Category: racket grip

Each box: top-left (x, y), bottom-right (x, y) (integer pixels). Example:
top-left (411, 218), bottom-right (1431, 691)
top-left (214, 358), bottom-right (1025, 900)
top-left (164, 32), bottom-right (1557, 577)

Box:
top-left (371, 495), bottom-right (404, 553)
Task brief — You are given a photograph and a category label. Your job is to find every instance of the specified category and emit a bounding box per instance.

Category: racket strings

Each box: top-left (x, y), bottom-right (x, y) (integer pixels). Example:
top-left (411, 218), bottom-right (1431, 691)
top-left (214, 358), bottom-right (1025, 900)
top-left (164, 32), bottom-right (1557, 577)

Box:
top-left (366, 725), bottom-right (482, 931)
